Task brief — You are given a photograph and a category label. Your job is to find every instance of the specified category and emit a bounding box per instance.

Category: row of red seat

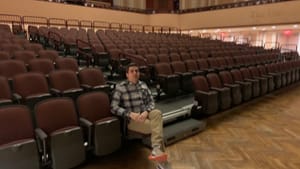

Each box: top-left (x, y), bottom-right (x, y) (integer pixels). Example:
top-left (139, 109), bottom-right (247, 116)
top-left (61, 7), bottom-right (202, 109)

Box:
top-left (191, 60), bottom-right (300, 117)
top-left (0, 91), bottom-right (121, 169)
top-left (0, 67), bottom-right (110, 108)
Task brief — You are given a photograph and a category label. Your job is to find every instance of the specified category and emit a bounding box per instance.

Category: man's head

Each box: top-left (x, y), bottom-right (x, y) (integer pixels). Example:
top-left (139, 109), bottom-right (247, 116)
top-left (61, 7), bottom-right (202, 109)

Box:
top-left (126, 63), bottom-right (140, 84)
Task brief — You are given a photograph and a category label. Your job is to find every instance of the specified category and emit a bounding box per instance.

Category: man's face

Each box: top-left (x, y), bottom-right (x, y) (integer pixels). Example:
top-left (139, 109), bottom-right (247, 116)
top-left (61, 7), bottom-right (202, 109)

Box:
top-left (126, 66), bottom-right (140, 84)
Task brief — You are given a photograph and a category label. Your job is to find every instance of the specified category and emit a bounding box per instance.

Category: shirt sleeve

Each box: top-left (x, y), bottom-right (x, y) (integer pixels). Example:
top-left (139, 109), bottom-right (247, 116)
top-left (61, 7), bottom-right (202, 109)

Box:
top-left (111, 84), bottom-right (128, 117)
top-left (143, 83), bottom-right (155, 112)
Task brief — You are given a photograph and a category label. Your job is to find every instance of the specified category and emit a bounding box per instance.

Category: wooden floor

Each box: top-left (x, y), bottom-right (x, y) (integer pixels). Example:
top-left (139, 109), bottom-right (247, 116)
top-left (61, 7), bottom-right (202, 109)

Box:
top-left (78, 83), bottom-right (300, 169)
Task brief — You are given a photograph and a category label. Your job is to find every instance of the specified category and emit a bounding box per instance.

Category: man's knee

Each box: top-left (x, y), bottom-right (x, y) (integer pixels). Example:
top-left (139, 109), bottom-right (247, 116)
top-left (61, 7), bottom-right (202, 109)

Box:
top-left (149, 109), bottom-right (162, 119)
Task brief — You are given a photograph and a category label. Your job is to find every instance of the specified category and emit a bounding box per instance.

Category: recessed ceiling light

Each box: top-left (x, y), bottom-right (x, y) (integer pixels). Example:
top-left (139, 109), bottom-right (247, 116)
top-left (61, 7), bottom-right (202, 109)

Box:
top-left (252, 27), bottom-right (257, 30)
top-left (272, 26), bottom-right (276, 29)
top-left (293, 24), bottom-right (298, 28)
top-left (262, 28), bottom-right (266, 31)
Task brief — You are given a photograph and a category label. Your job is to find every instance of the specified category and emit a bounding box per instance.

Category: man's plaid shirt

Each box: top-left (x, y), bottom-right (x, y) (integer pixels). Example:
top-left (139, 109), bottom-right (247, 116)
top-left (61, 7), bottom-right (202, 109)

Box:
top-left (111, 80), bottom-right (155, 117)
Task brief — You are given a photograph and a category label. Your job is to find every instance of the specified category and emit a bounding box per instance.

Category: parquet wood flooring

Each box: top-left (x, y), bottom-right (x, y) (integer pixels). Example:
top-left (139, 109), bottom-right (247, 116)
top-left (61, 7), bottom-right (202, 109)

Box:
top-left (78, 83), bottom-right (300, 169)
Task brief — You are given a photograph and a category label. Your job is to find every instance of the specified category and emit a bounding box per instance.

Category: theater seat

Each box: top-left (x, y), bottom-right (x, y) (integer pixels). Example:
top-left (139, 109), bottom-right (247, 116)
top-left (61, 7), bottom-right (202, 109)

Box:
top-left (0, 76), bottom-right (14, 106)
top-left (78, 68), bottom-right (111, 94)
top-left (0, 105), bottom-right (40, 169)
top-left (219, 70), bottom-right (242, 105)
top-left (192, 75), bottom-right (218, 117)
top-left (206, 73), bottom-right (231, 110)
top-left (77, 92), bottom-right (121, 156)
top-left (230, 69), bottom-right (252, 101)
top-left (240, 67), bottom-right (260, 98)
top-left (49, 70), bottom-right (83, 100)
top-left (34, 98), bottom-right (85, 169)
top-left (12, 72), bottom-right (52, 110)
top-left (155, 63), bottom-right (180, 97)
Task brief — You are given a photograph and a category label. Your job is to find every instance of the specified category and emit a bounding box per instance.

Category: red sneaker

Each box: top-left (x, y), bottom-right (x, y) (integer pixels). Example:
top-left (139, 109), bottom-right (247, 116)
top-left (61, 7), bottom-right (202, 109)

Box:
top-left (148, 148), bottom-right (168, 162)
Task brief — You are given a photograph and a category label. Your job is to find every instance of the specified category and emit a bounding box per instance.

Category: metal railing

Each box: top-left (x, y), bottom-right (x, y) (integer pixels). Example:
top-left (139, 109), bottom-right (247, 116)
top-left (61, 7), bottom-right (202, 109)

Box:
top-left (0, 13), bottom-right (179, 34)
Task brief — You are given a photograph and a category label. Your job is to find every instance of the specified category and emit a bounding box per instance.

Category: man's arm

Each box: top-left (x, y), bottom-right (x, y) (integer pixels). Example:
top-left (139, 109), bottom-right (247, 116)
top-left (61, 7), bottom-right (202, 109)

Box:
top-left (111, 85), bottom-right (128, 117)
top-left (143, 83), bottom-right (155, 112)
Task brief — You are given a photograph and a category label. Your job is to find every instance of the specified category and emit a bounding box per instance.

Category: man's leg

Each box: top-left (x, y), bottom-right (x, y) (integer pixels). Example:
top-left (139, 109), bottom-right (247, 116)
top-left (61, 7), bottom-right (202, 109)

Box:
top-left (148, 109), bottom-right (165, 151)
top-left (127, 109), bottom-right (167, 161)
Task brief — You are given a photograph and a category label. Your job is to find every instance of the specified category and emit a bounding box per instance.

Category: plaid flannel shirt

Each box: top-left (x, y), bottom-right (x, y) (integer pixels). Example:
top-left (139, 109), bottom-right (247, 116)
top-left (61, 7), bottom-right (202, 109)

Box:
top-left (111, 80), bottom-right (155, 117)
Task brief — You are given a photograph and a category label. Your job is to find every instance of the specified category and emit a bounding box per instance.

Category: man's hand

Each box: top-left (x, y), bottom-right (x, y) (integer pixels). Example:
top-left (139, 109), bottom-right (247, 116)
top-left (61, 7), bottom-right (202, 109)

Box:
top-left (129, 112), bottom-right (140, 121)
top-left (138, 111), bottom-right (148, 122)
top-left (129, 111), bottom-right (148, 122)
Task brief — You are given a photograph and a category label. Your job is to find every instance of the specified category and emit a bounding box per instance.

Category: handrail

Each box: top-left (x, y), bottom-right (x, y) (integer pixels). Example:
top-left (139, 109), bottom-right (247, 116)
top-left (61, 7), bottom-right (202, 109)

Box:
top-left (0, 13), bottom-right (22, 24)
top-left (0, 13), bottom-right (180, 34)
top-left (264, 42), bottom-right (281, 49)
top-left (66, 19), bottom-right (80, 28)
top-left (280, 43), bottom-right (298, 52)
top-left (179, 0), bottom-right (292, 14)
top-left (250, 40), bottom-right (264, 47)
top-left (23, 16), bottom-right (48, 26)
top-left (79, 20), bottom-right (93, 29)
top-left (49, 18), bottom-right (66, 27)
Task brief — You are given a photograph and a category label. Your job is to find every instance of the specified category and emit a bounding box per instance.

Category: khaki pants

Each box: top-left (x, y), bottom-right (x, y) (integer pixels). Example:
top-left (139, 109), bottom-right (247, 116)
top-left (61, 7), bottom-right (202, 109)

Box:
top-left (127, 109), bottom-right (165, 151)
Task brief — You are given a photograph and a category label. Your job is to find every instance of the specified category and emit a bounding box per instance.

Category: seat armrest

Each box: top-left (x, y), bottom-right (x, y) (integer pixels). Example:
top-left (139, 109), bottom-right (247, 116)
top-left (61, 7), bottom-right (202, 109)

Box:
top-left (235, 81), bottom-right (250, 85)
top-left (80, 117), bottom-right (93, 127)
top-left (80, 117), bottom-right (93, 148)
top-left (224, 83), bottom-right (239, 88)
top-left (35, 128), bottom-right (47, 140)
top-left (80, 84), bottom-right (92, 90)
top-left (210, 87), bottom-right (225, 92)
top-left (12, 93), bottom-right (22, 103)
top-left (106, 80), bottom-right (117, 89)
top-left (50, 88), bottom-right (61, 96)
top-left (245, 78), bottom-right (258, 83)
top-left (195, 90), bottom-right (217, 96)
top-left (35, 128), bottom-right (48, 161)
top-left (253, 76), bottom-right (266, 80)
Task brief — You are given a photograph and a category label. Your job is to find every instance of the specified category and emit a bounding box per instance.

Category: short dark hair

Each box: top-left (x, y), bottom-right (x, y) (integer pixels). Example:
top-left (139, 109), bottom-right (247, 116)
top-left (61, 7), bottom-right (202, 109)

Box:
top-left (126, 63), bottom-right (139, 73)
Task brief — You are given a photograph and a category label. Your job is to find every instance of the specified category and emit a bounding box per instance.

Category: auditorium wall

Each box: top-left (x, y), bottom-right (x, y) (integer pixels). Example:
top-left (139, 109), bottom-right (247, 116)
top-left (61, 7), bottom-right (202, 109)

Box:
top-left (0, 0), bottom-right (299, 30)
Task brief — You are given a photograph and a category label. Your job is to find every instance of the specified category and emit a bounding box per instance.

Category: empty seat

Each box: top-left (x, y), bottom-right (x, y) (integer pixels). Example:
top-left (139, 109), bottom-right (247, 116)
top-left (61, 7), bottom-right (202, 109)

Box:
top-left (230, 69), bottom-right (252, 101)
top-left (24, 43), bottom-right (44, 54)
top-left (248, 66), bottom-right (268, 95)
top-left (13, 50), bottom-right (36, 65)
top-left (170, 61), bottom-right (193, 92)
top-left (169, 53), bottom-right (181, 62)
top-left (206, 73), bottom-right (232, 110)
top-left (157, 54), bottom-right (170, 63)
top-left (1, 44), bottom-right (23, 56)
top-left (265, 64), bottom-right (282, 89)
top-left (13, 72), bottom-right (51, 109)
top-left (38, 50), bottom-right (59, 62)
top-left (155, 63), bottom-right (180, 97)
top-left (240, 67), bottom-right (260, 98)
top-left (0, 60), bottom-right (27, 81)
top-left (0, 105), bottom-right (40, 169)
top-left (180, 52), bottom-right (192, 61)
top-left (28, 58), bottom-right (55, 76)
top-left (49, 70), bottom-right (83, 100)
top-left (0, 51), bottom-right (10, 61)
top-left (185, 59), bottom-right (204, 75)
top-left (192, 75), bottom-right (218, 116)
top-left (0, 76), bottom-right (14, 106)
top-left (257, 65), bottom-right (275, 92)
top-left (78, 68), bottom-right (110, 93)
top-left (55, 57), bottom-right (79, 72)
top-left (77, 92), bottom-right (121, 156)
top-left (197, 59), bottom-right (213, 73)
top-left (34, 98), bottom-right (85, 169)
top-left (219, 70), bottom-right (242, 105)
top-left (91, 43), bottom-right (110, 67)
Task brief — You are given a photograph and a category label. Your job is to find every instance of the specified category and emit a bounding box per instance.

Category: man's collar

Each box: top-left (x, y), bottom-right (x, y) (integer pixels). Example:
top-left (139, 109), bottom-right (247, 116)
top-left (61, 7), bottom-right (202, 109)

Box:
top-left (126, 80), bottom-right (141, 85)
